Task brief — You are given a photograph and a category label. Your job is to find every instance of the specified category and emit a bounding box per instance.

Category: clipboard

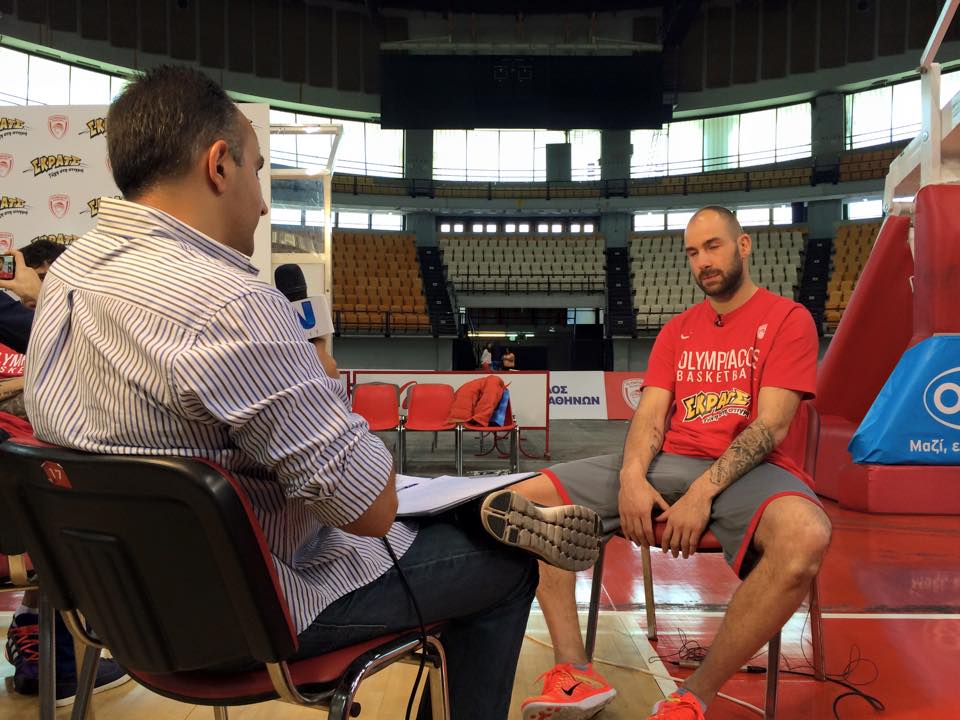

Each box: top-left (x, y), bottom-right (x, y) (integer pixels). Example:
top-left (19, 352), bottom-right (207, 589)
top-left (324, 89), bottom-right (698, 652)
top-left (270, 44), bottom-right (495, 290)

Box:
top-left (396, 471), bottom-right (537, 517)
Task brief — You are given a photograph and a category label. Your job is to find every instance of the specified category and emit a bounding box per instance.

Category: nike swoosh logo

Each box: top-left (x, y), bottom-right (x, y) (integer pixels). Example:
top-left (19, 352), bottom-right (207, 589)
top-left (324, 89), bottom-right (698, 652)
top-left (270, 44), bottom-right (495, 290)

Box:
top-left (562, 682), bottom-right (583, 696)
top-left (680, 333), bottom-right (691, 340)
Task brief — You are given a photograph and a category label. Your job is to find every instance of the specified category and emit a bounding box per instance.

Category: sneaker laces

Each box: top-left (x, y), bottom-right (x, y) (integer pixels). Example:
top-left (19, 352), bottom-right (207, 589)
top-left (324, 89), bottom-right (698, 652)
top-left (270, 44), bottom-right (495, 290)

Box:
top-left (534, 665), bottom-right (577, 694)
top-left (6, 624), bottom-right (40, 663)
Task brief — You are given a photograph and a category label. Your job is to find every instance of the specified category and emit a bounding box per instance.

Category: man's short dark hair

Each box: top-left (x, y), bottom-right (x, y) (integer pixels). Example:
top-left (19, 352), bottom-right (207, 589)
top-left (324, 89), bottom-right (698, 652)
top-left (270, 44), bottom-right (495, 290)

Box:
top-left (690, 205), bottom-right (744, 240)
top-left (21, 239), bottom-right (67, 268)
top-left (107, 65), bottom-right (245, 199)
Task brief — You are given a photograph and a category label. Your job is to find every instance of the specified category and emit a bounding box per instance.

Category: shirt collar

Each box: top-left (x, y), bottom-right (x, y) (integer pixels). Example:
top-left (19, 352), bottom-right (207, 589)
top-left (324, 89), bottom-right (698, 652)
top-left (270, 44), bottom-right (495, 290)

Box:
top-left (95, 197), bottom-right (259, 276)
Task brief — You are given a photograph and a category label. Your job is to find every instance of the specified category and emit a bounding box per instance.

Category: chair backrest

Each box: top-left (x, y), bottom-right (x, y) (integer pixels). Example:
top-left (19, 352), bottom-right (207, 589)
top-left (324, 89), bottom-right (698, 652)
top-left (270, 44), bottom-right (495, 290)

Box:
top-left (405, 383), bottom-right (456, 430)
top-left (0, 440), bottom-right (297, 673)
top-left (351, 383), bottom-right (401, 432)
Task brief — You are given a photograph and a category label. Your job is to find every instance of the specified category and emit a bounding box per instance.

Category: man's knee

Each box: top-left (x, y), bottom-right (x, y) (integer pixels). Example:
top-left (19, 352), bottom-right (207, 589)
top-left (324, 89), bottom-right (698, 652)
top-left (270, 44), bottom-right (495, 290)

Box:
top-left (510, 472), bottom-right (566, 506)
top-left (757, 498), bottom-right (831, 584)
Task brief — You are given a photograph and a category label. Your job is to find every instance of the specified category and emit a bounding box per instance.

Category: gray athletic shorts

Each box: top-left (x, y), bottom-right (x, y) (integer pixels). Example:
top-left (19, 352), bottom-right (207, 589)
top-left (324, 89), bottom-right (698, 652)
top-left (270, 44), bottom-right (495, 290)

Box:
top-left (542, 453), bottom-right (821, 578)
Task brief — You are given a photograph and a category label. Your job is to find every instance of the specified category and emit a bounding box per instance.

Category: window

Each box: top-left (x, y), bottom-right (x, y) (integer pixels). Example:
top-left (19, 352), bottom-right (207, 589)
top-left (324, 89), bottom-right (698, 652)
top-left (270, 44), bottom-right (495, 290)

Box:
top-left (440, 222), bottom-right (452, 233)
top-left (372, 213), bottom-right (403, 230)
top-left (583, 223), bottom-right (595, 233)
top-left (472, 223), bottom-right (484, 233)
top-left (453, 223), bottom-right (465, 232)
top-left (739, 108), bottom-right (777, 166)
top-left (570, 223), bottom-right (582, 233)
top-left (703, 115), bottom-right (739, 171)
top-left (337, 120), bottom-right (366, 175)
top-left (434, 130), bottom-right (467, 181)
top-left (736, 207), bottom-right (770, 226)
top-left (667, 120), bottom-right (703, 174)
top-left (337, 211), bottom-right (369, 229)
top-left (630, 129), bottom-right (669, 177)
top-left (505, 223), bottom-right (517, 232)
top-left (846, 199), bottom-right (883, 220)
top-left (69, 66), bottom-right (111, 105)
top-left (537, 223), bottom-right (549, 233)
top-left (365, 123), bottom-right (403, 177)
top-left (667, 211), bottom-right (695, 230)
top-left (772, 204), bottom-right (793, 225)
top-left (485, 223), bottom-right (497, 233)
top-left (845, 72), bottom-right (960, 149)
top-left (518, 222), bottom-right (531, 232)
top-left (499, 130), bottom-right (535, 181)
top-left (776, 104), bottom-right (811, 161)
top-left (271, 207), bottom-right (302, 225)
top-left (551, 223), bottom-right (563, 233)
top-left (0, 47), bottom-right (28, 105)
top-left (109, 75), bottom-right (129, 101)
top-left (304, 209), bottom-right (328, 227)
top-left (634, 212), bottom-right (665, 231)
top-left (27, 55), bottom-right (69, 105)
top-left (467, 130), bottom-right (500, 182)
top-left (570, 130), bottom-right (602, 180)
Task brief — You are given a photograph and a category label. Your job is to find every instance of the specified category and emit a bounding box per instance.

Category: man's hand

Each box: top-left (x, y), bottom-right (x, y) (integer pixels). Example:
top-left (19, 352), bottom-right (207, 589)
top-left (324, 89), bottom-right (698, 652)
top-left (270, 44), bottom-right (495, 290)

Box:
top-left (0, 251), bottom-right (42, 308)
top-left (618, 468), bottom-right (670, 547)
top-left (658, 486), bottom-right (712, 558)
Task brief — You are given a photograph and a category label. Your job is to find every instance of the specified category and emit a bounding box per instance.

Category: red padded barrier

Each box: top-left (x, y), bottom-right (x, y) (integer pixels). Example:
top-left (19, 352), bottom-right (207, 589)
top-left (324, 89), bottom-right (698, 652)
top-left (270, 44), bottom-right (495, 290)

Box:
top-left (815, 215), bottom-right (914, 423)
top-left (815, 187), bottom-right (960, 513)
top-left (912, 184), bottom-right (960, 340)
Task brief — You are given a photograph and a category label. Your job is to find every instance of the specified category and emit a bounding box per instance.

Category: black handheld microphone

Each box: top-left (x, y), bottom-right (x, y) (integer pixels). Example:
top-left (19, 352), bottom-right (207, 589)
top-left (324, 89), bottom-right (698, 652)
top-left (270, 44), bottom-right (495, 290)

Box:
top-left (715, 314), bottom-right (724, 327)
top-left (274, 263), bottom-right (308, 302)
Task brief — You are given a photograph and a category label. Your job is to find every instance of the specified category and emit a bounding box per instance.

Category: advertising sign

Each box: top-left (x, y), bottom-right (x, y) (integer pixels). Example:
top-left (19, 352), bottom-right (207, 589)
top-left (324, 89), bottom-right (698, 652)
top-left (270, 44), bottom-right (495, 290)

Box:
top-left (850, 336), bottom-right (960, 464)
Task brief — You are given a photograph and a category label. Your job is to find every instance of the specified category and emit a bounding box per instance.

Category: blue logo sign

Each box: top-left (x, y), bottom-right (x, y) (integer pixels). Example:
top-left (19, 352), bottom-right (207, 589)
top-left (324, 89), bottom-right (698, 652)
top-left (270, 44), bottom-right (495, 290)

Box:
top-left (296, 300), bottom-right (316, 330)
top-left (924, 367), bottom-right (960, 430)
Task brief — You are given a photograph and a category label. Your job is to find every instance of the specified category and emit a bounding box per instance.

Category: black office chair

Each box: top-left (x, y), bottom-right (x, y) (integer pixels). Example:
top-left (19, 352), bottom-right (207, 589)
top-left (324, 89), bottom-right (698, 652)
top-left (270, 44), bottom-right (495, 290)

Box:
top-left (0, 439), bottom-right (450, 720)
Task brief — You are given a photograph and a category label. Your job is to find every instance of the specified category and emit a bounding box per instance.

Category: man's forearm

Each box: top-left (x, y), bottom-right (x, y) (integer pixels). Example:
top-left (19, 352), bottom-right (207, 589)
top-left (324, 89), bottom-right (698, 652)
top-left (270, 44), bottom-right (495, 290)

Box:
top-left (621, 413), bottom-right (665, 478)
top-left (695, 418), bottom-right (776, 499)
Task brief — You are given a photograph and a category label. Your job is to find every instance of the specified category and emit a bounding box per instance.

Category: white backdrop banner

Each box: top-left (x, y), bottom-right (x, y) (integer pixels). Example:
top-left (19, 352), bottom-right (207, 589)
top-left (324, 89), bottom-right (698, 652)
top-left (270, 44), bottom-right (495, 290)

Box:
top-left (0, 104), bottom-right (273, 284)
top-left (548, 371), bottom-right (608, 420)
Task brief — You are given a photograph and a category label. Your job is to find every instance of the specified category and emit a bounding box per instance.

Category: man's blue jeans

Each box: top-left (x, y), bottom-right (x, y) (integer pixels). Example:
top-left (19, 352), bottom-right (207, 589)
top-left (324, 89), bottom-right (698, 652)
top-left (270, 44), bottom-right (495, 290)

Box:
top-left (295, 517), bottom-right (539, 720)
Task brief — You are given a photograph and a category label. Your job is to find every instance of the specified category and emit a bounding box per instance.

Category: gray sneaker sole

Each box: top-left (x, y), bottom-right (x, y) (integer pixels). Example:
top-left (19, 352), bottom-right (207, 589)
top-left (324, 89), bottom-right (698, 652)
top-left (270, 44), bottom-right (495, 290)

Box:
top-left (480, 491), bottom-right (602, 571)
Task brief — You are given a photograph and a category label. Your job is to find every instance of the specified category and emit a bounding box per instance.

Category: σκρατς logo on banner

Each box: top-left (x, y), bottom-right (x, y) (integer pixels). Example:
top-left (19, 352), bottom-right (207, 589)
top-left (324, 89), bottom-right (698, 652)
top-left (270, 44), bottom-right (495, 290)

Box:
top-left (0, 196), bottom-right (29, 219)
top-left (82, 117), bottom-right (107, 138)
top-left (0, 117), bottom-right (28, 139)
top-left (26, 154), bottom-right (85, 178)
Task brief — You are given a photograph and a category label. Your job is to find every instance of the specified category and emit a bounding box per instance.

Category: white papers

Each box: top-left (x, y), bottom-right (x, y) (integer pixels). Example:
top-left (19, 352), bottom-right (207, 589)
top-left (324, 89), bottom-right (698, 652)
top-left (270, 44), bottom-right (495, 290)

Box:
top-left (396, 472), bottom-right (537, 517)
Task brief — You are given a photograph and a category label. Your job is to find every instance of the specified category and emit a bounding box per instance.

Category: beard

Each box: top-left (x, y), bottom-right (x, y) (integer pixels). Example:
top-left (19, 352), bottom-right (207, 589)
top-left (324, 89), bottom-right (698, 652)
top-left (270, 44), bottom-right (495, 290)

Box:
top-left (695, 255), bottom-right (744, 298)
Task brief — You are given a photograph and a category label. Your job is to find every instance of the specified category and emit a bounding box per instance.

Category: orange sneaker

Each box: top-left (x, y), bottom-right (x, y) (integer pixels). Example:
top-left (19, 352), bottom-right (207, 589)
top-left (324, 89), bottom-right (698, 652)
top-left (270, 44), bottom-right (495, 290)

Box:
top-left (647, 691), bottom-right (706, 719)
top-left (521, 663), bottom-right (617, 720)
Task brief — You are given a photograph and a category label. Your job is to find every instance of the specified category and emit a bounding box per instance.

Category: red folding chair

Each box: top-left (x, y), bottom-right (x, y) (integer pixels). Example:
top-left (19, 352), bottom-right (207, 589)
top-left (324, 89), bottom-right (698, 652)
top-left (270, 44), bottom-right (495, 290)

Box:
top-left (351, 383), bottom-right (403, 467)
top-left (583, 403), bottom-right (825, 720)
top-left (400, 384), bottom-right (462, 475)
top-left (0, 440), bottom-right (450, 720)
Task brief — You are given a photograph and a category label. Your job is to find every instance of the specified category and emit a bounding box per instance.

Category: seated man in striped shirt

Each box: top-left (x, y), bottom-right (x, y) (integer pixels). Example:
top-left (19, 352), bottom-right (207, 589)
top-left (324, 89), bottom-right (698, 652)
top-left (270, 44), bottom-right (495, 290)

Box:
top-left (23, 65), bottom-right (601, 720)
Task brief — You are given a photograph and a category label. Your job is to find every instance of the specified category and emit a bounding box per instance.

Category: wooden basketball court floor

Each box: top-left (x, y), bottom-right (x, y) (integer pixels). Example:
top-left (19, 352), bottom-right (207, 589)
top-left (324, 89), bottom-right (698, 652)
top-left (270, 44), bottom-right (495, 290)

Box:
top-left (3, 421), bottom-right (959, 718)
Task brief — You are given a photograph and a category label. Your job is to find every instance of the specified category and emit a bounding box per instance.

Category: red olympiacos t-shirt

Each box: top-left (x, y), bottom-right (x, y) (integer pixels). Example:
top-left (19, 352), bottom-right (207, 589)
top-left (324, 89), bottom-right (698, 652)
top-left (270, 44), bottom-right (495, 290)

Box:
top-left (643, 287), bottom-right (819, 485)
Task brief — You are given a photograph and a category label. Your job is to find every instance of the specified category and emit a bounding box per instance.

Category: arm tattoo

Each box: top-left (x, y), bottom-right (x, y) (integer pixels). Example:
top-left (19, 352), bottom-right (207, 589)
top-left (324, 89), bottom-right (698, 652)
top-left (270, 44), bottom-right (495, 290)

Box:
top-left (649, 427), bottom-right (664, 458)
top-left (709, 419), bottom-right (776, 491)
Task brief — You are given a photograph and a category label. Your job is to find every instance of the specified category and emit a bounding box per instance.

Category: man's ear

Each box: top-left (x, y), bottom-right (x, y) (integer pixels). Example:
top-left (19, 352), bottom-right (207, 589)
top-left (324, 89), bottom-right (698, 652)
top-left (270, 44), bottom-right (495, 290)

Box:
top-left (206, 140), bottom-right (230, 193)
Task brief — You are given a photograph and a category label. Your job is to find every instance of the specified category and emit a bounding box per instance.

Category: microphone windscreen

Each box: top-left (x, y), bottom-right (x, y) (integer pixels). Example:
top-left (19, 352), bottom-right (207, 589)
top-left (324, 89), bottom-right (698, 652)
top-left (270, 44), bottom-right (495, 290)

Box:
top-left (274, 264), bottom-right (308, 302)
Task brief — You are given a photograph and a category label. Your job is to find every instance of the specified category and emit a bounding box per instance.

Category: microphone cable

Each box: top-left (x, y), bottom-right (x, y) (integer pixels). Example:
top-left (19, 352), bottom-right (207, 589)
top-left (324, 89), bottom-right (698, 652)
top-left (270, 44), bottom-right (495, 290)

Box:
top-left (383, 535), bottom-right (430, 720)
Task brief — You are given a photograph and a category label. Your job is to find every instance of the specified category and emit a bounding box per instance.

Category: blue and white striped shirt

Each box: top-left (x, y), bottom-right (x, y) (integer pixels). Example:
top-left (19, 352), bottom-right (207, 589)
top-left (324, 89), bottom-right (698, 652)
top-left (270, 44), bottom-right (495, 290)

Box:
top-left (24, 198), bottom-right (417, 634)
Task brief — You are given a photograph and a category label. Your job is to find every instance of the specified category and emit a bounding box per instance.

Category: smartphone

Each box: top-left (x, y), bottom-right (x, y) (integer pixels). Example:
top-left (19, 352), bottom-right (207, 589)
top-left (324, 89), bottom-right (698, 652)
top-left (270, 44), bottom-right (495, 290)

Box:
top-left (0, 255), bottom-right (15, 281)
